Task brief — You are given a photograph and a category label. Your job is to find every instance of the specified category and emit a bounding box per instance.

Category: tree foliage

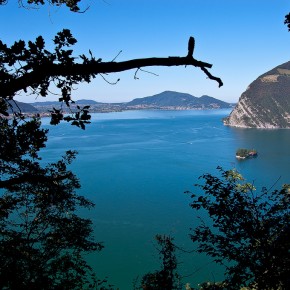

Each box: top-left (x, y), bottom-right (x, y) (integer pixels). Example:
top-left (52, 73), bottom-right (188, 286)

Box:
top-left (0, 0), bottom-right (83, 12)
top-left (135, 235), bottom-right (182, 290)
top-left (285, 13), bottom-right (290, 31)
top-left (0, 116), bottom-right (109, 289)
top-left (187, 167), bottom-right (290, 290)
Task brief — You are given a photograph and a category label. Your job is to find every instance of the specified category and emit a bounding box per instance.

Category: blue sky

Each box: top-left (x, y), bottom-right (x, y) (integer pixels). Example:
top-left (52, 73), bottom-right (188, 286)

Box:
top-left (1, 0), bottom-right (290, 103)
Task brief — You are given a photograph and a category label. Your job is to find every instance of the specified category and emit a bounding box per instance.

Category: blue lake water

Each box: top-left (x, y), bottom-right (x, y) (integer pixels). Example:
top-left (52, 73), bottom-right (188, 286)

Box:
top-left (40, 109), bottom-right (290, 289)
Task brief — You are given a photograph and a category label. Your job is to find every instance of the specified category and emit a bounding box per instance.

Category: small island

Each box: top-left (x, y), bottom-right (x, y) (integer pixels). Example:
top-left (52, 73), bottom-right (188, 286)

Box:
top-left (236, 148), bottom-right (258, 159)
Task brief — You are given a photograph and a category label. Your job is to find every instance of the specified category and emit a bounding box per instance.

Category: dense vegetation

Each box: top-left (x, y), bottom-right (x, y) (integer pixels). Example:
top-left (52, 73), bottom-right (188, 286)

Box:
top-left (187, 167), bottom-right (290, 290)
top-left (0, 117), bottom-right (111, 289)
top-left (134, 235), bottom-right (182, 290)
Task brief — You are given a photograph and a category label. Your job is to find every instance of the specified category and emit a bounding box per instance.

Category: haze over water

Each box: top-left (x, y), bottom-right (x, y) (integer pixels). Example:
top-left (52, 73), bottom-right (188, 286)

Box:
top-left (41, 109), bottom-right (290, 289)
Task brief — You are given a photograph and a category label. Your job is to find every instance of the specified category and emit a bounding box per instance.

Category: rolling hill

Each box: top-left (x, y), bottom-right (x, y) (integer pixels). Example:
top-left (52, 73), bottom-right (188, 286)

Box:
top-left (126, 91), bottom-right (232, 109)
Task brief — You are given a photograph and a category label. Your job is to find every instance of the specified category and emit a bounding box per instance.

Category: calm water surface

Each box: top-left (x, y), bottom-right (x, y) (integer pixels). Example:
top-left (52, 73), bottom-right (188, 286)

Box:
top-left (41, 109), bottom-right (290, 289)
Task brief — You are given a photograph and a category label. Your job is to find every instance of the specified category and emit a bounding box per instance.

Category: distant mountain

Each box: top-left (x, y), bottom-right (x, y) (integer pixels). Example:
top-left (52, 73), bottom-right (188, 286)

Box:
top-left (198, 95), bottom-right (232, 108)
top-left (8, 100), bottom-right (38, 113)
top-left (126, 91), bottom-right (231, 109)
top-left (26, 91), bottom-right (231, 113)
top-left (224, 61), bottom-right (290, 128)
top-left (75, 99), bottom-right (101, 105)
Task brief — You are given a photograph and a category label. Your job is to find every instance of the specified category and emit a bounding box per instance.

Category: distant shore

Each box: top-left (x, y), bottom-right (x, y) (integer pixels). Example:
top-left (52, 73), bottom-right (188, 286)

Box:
top-left (7, 106), bottom-right (233, 119)
top-left (8, 91), bottom-right (235, 117)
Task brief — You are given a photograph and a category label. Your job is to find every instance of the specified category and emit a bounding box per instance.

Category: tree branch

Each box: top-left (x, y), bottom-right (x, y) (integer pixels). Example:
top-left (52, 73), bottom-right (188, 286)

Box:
top-left (0, 173), bottom-right (72, 189)
top-left (0, 37), bottom-right (223, 99)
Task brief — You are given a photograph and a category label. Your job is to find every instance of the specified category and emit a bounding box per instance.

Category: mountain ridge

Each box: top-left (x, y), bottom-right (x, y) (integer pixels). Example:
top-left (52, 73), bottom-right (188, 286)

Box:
top-left (7, 100), bottom-right (38, 113)
top-left (126, 91), bottom-right (232, 109)
top-left (11, 91), bottom-right (232, 114)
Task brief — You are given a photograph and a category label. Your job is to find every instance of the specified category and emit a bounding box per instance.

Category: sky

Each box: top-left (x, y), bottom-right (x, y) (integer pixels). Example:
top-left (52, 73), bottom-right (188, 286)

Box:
top-left (1, 0), bottom-right (290, 103)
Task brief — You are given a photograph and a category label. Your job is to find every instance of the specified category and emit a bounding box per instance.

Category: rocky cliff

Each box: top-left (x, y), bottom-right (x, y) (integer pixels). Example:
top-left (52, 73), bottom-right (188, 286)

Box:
top-left (224, 61), bottom-right (290, 128)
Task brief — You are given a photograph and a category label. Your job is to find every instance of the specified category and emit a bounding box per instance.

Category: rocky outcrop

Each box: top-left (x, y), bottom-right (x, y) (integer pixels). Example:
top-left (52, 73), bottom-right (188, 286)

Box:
top-left (224, 61), bottom-right (290, 128)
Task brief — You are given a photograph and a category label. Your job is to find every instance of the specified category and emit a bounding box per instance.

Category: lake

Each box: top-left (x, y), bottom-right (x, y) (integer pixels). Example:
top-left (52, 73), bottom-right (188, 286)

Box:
top-left (41, 109), bottom-right (290, 289)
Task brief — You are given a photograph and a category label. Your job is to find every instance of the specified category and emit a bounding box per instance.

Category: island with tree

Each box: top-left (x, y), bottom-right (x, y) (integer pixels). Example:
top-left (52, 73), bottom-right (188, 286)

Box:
top-left (236, 148), bottom-right (258, 159)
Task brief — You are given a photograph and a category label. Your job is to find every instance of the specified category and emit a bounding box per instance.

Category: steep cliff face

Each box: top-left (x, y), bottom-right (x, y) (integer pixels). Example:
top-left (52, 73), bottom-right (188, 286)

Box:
top-left (224, 61), bottom-right (290, 128)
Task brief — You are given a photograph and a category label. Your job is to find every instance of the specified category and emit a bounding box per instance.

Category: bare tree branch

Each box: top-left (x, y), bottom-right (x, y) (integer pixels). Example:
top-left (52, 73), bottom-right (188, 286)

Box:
top-left (0, 37), bottom-right (223, 100)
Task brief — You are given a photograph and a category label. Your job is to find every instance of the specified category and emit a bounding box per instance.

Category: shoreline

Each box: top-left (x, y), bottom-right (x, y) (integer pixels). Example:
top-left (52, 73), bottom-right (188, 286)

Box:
top-left (5, 107), bottom-right (232, 119)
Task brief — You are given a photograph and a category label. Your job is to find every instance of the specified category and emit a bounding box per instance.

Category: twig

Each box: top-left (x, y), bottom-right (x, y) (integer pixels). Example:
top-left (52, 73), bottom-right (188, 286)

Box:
top-left (111, 50), bottom-right (122, 62)
top-left (99, 73), bottom-right (120, 85)
top-left (200, 66), bottom-right (223, 88)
